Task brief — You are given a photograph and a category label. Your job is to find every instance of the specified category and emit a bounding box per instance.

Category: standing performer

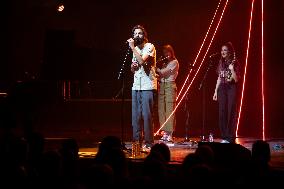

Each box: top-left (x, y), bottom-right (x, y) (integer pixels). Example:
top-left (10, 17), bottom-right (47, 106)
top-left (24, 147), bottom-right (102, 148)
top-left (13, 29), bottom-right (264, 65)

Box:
top-left (156, 45), bottom-right (179, 142)
top-left (213, 42), bottom-right (240, 143)
top-left (127, 25), bottom-right (157, 149)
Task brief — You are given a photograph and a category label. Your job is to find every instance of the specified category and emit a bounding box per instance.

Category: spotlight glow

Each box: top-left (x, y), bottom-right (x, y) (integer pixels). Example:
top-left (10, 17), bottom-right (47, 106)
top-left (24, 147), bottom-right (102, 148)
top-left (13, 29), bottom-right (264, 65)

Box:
top-left (57, 4), bottom-right (65, 12)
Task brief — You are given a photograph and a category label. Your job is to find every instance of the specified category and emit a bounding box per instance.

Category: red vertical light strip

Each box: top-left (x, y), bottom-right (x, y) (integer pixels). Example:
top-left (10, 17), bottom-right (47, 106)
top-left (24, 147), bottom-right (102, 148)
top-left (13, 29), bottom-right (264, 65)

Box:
top-left (261, 0), bottom-right (265, 140)
top-left (176, 0), bottom-right (223, 101)
top-left (154, 0), bottom-right (229, 136)
top-left (236, 0), bottom-right (255, 137)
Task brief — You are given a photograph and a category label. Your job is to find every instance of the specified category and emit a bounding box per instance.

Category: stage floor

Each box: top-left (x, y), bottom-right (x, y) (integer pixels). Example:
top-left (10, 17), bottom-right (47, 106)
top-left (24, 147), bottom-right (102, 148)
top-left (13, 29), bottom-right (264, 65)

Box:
top-left (78, 137), bottom-right (284, 169)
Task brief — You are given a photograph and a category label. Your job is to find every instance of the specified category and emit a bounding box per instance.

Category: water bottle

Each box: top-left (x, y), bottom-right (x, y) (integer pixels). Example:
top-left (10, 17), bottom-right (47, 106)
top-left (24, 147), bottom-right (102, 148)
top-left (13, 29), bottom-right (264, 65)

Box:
top-left (209, 133), bottom-right (214, 142)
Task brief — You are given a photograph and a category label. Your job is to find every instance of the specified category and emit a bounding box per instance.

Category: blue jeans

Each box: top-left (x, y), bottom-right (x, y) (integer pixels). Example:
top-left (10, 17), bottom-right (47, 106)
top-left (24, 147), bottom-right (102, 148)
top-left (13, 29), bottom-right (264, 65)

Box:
top-left (132, 90), bottom-right (154, 145)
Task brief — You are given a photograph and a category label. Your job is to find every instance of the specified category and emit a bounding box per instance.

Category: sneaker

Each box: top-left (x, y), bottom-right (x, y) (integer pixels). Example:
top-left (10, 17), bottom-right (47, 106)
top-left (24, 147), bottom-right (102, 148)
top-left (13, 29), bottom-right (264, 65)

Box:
top-left (160, 134), bottom-right (168, 141)
top-left (166, 135), bottom-right (174, 143)
top-left (160, 131), bottom-right (174, 142)
top-left (220, 140), bottom-right (229, 143)
top-left (145, 142), bottom-right (153, 148)
top-left (142, 144), bottom-right (152, 152)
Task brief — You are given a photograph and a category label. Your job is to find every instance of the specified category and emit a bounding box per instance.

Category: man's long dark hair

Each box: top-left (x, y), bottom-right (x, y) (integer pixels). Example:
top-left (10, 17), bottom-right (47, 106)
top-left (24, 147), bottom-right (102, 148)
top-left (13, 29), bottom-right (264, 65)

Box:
top-left (131, 25), bottom-right (149, 44)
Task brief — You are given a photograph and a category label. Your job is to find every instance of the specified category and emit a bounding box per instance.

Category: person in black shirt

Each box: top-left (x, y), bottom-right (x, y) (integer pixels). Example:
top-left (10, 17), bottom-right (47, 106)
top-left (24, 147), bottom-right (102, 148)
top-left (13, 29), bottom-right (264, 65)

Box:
top-left (213, 42), bottom-right (240, 143)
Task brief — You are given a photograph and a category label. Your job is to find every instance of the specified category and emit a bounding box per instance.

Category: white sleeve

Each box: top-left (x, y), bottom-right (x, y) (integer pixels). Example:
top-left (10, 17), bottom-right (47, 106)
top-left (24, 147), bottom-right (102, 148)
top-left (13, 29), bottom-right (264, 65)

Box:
top-left (145, 43), bottom-right (155, 57)
top-left (167, 60), bottom-right (178, 72)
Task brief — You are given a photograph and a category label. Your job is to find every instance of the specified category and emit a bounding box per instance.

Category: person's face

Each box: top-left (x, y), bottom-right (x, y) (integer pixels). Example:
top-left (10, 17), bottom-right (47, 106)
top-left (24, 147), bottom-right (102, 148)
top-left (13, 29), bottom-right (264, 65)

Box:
top-left (133, 28), bottom-right (144, 40)
top-left (221, 45), bottom-right (230, 59)
top-left (133, 28), bottom-right (144, 45)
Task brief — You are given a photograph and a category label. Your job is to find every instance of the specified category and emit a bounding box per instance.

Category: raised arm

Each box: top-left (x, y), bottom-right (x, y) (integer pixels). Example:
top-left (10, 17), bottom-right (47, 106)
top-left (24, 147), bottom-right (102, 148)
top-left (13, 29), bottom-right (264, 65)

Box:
top-left (127, 39), bottom-right (155, 66)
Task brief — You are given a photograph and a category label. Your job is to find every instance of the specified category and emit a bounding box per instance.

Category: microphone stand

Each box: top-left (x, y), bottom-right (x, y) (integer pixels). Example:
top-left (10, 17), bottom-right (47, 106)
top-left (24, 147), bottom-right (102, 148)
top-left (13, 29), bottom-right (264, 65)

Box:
top-left (178, 63), bottom-right (197, 147)
top-left (198, 58), bottom-right (214, 142)
top-left (117, 47), bottom-right (131, 151)
top-left (183, 92), bottom-right (190, 141)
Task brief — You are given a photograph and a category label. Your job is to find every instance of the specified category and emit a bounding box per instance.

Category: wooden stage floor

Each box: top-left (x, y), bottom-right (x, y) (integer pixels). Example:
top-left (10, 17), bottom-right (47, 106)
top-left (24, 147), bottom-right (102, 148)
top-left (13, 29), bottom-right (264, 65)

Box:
top-left (78, 137), bottom-right (284, 169)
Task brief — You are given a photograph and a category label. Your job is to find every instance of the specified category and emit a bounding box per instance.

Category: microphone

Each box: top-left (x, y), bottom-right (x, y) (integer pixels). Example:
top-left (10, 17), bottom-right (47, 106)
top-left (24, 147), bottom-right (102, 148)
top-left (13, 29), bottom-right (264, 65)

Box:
top-left (209, 52), bottom-right (220, 58)
top-left (125, 38), bottom-right (138, 44)
top-left (125, 38), bottom-right (133, 44)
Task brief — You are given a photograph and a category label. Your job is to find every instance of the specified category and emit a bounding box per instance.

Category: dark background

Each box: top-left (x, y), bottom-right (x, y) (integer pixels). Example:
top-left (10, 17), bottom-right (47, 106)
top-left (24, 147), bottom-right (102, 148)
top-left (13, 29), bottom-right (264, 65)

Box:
top-left (1, 0), bottom-right (284, 143)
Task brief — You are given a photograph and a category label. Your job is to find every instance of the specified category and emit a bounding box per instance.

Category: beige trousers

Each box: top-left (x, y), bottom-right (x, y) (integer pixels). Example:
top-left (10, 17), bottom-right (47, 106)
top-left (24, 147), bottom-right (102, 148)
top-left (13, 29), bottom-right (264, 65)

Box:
top-left (158, 82), bottom-right (177, 134)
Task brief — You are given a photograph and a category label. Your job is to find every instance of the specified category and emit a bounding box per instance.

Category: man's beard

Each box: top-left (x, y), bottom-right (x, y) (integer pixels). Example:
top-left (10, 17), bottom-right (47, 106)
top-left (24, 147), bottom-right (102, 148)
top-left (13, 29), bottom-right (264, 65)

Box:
top-left (134, 37), bottom-right (144, 46)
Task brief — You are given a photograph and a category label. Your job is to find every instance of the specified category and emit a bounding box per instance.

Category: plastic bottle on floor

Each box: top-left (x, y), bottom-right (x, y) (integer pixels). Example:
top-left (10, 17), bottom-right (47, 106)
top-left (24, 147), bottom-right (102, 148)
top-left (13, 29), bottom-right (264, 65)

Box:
top-left (209, 133), bottom-right (214, 142)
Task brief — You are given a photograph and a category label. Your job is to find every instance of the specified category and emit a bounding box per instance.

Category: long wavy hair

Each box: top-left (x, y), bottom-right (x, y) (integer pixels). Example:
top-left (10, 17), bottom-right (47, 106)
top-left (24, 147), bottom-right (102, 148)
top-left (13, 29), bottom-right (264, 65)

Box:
top-left (131, 24), bottom-right (148, 43)
top-left (222, 41), bottom-right (236, 62)
top-left (216, 42), bottom-right (238, 73)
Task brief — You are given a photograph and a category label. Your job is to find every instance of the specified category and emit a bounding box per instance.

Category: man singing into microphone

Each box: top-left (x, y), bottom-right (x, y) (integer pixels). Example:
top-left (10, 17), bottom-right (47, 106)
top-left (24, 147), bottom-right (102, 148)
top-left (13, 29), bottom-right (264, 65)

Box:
top-left (127, 25), bottom-right (157, 149)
